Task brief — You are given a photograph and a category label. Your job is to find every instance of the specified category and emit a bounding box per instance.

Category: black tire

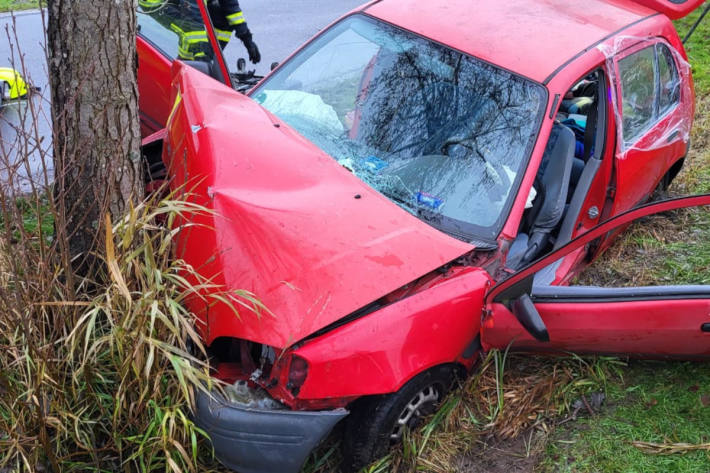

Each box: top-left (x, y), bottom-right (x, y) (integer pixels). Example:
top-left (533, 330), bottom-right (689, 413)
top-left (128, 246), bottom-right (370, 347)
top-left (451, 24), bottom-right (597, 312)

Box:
top-left (652, 158), bottom-right (685, 201)
top-left (341, 365), bottom-right (456, 473)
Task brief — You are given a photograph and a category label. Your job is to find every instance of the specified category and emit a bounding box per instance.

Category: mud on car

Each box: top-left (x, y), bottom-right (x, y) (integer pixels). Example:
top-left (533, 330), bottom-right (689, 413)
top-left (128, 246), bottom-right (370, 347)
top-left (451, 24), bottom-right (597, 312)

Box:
top-left (135, 0), bottom-right (710, 472)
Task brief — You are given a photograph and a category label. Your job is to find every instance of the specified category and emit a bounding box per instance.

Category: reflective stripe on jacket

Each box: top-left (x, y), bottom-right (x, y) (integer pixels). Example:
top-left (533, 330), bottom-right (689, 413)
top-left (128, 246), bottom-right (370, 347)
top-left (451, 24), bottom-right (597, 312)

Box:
top-left (170, 22), bottom-right (210, 59)
top-left (208, 0), bottom-right (249, 37)
top-left (139, 0), bottom-right (250, 49)
top-left (138, 0), bottom-right (167, 11)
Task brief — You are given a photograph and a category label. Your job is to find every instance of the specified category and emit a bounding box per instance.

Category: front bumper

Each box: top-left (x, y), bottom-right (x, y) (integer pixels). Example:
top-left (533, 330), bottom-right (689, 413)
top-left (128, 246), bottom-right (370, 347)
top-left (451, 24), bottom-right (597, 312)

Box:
top-left (195, 389), bottom-right (348, 473)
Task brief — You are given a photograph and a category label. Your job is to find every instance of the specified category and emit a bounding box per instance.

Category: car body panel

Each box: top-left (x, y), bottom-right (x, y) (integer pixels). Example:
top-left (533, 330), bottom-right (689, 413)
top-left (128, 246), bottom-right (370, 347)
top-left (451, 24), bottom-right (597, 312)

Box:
top-left (482, 194), bottom-right (710, 356)
top-left (195, 0), bottom-right (231, 83)
top-left (0, 67), bottom-right (28, 100)
top-left (291, 267), bottom-right (491, 400)
top-left (485, 298), bottom-right (710, 358)
top-left (166, 63), bottom-right (475, 349)
top-left (363, 0), bottom-right (655, 84)
top-left (492, 15), bottom-right (684, 247)
top-left (532, 16), bottom-right (694, 270)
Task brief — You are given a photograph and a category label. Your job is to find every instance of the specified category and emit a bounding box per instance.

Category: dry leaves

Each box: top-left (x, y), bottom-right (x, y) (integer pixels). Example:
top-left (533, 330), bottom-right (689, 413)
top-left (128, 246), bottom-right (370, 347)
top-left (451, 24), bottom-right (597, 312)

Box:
top-left (466, 356), bottom-right (582, 440)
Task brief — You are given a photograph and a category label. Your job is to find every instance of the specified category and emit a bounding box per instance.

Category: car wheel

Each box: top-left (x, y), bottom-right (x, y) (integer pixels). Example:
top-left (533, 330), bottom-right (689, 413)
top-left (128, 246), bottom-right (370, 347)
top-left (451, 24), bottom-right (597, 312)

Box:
top-left (0, 82), bottom-right (6, 107)
top-left (341, 365), bottom-right (456, 472)
top-left (655, 158), bottom-right (685, 199)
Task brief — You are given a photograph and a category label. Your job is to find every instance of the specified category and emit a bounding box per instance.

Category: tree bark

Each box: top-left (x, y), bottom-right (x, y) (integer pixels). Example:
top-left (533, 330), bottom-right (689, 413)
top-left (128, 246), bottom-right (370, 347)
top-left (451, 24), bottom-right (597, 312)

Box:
top-left (47, 0), bottom-right (143, 275)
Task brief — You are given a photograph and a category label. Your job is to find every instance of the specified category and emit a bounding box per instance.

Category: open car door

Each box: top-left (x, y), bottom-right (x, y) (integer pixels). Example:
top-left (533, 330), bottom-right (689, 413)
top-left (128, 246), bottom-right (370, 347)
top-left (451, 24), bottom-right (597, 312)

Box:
top-left (483, 194), bottom-right (710, 359)
top-left (136, 0), bottom-right (231, 136)
top-left (630, 0), bottom-right (705, 19)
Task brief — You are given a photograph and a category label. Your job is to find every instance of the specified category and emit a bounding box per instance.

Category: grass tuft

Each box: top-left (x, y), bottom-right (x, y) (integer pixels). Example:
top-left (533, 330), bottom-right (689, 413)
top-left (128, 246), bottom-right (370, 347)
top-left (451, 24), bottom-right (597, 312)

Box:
top-left (0, 0), bottom-right (38, 13)
top-left (0, 192), bottom-right (260, 472)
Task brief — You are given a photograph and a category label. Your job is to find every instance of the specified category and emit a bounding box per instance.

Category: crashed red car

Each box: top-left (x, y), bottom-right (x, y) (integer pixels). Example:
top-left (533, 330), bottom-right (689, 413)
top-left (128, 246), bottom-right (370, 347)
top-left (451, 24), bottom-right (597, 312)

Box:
top-left (136, 0), bottom-right (710, 472)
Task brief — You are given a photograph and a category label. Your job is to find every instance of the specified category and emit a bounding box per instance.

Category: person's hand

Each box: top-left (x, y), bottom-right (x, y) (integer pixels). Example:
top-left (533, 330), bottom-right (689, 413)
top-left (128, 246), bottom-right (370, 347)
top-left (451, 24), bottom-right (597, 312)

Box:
top-left (238, 33), bottom-right (261, 64)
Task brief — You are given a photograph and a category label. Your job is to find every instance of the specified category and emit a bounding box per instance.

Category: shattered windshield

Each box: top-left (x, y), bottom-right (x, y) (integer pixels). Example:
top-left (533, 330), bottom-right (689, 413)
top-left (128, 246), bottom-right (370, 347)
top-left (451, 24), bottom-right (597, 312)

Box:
top-left (252, 15), bottom-right (545, 241)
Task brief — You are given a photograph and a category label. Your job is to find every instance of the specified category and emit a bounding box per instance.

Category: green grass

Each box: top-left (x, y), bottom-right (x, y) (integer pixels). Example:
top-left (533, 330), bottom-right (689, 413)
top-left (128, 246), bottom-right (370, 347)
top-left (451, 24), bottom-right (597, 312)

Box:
top-left (0, 195), bottom-right (53, 243)
top-left (644, 213), bottom-right (710, 285)
top-left (541, 362), bottom-right (710, 473)
top-left (0, 0), bottom-right (38, 13)
top-left (676, 4), bottom-right (710, 96)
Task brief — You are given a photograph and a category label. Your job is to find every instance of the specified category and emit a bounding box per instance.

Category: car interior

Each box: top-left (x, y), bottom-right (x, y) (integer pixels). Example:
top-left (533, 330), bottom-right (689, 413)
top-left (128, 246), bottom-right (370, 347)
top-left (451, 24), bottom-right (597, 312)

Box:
top-left (507, 69), bottom-right (608, 279)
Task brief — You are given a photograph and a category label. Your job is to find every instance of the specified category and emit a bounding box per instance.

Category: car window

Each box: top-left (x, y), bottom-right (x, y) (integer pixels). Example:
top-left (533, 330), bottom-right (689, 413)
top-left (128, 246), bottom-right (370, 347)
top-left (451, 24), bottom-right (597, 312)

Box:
top-left (137, 2), bottom-right (218, 62)
top-left (252, 15), bottom-right (546, 242)
top-left (619, 46), bottom-right (657, 143)
top-left (657, 43), bottom-right (680, 115)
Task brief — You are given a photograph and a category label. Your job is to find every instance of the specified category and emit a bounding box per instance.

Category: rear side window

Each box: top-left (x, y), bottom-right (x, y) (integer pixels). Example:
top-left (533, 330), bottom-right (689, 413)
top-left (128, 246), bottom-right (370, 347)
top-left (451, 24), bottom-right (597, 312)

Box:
top-left (657, 43), bottom-right (680, 114)
top-left (618, 43), bottom-right (681, 144)
top-left (619, 46), bottom-right (657, 142)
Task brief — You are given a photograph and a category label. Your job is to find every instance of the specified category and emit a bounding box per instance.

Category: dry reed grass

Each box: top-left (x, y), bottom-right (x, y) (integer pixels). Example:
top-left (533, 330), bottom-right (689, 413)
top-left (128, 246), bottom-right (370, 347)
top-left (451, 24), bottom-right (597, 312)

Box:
top-left (0, 26), bottom-right (265, 471)
top-left (344, 353), bottom-right (621, 473)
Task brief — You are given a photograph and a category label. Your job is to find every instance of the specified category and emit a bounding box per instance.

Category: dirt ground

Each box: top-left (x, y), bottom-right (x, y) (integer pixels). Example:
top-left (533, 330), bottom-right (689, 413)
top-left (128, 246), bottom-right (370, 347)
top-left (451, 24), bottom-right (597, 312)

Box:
top-left (454, 432), bottom-right (546, 473)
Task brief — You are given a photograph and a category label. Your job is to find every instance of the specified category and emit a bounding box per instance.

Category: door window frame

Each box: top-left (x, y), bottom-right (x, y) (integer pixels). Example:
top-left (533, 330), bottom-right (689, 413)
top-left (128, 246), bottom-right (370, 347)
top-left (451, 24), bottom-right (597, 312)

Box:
top-left (137, 0), bottom-right (231, 88)
top-left (487, 194), bottom-right (710, 306)
top-left (613, 38), bottom-right (682, 149)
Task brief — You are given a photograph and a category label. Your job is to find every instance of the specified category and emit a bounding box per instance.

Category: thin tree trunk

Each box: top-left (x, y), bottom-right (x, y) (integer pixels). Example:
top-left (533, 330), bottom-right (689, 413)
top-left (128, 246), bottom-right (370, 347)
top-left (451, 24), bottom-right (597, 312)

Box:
top-left (47, 0), bottom-right (143, 276)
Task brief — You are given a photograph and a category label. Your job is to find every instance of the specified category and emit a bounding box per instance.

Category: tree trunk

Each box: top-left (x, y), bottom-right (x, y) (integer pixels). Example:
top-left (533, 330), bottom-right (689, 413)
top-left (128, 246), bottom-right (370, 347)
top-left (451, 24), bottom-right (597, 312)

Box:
top-left (47, 0), bottom-right (143, 275)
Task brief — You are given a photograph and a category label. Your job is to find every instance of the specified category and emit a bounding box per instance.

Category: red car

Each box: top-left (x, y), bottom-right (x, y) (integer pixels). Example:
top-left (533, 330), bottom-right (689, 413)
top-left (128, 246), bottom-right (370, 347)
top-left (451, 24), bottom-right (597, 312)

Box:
top-left (136, 1), bottom-right (710, 472)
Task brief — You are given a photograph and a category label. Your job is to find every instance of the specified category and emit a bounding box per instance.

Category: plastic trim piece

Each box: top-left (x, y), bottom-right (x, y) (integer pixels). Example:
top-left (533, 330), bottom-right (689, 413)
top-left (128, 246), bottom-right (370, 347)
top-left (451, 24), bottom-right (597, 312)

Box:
top-left (512, 294), bottom-right (550, 342)
top-left (555, 158), bottom-right (601, 249)
top-left (532, 284), bottom-right (710, 303)
top-left (195, 390), bottom-right (348, 473)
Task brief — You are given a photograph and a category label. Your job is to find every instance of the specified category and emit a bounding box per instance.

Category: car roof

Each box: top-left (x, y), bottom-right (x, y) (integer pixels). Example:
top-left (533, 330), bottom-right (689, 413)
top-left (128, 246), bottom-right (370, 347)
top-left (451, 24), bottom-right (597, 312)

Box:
top-left (362, 0), bottom-right (659, 84)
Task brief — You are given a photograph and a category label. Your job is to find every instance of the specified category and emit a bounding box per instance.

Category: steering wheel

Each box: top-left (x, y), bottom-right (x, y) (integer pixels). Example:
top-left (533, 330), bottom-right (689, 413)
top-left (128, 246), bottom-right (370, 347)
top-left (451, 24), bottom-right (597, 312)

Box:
top-left (440, 138), bottom-right (511, 197)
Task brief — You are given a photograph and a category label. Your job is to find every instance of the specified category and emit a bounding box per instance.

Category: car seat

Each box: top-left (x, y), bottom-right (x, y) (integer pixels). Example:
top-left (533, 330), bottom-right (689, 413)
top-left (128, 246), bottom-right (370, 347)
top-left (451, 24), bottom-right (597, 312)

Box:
top-left (508, 124), bottom-right (576, 268)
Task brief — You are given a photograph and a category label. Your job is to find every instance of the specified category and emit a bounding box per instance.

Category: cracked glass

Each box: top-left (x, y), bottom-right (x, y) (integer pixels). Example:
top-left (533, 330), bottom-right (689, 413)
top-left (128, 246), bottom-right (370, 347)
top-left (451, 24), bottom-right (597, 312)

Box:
top-left (252, 15), bottom-right (546, 242)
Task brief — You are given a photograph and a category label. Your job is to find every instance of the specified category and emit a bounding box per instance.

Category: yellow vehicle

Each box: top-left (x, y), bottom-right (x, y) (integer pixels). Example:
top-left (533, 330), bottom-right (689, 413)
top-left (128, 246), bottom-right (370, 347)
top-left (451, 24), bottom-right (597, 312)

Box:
top-left (0, 67), bottom-right (29, 107)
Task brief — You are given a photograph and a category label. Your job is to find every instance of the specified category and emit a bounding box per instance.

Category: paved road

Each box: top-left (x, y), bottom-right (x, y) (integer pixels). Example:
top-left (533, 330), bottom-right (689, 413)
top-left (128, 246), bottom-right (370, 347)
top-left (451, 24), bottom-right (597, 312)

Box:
top-left (0, 10), bottom-right (52, 193)
top-left (0, 0), bottom-right (364, 192)
top-left (234, 0), bottom-right (363, 75)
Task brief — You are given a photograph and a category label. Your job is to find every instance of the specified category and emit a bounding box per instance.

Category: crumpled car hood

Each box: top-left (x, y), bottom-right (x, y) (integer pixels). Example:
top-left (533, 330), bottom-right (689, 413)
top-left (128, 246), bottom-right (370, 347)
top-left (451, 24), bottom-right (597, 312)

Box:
top-left (166, 64), bottom-right (475, 349)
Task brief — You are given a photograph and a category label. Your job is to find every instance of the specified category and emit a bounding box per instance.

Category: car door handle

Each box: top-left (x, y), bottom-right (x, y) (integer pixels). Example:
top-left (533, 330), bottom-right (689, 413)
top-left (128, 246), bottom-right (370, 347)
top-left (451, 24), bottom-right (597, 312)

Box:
top-left (702, 323), bottom-right (710, 333)
top-left (667, 129), bottom-right (680, 143)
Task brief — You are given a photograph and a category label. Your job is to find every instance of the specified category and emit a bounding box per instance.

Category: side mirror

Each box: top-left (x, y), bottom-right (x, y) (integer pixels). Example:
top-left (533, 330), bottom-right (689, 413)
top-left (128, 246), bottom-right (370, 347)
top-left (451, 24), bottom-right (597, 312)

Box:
top-left (511, 294), bottom-right (550, 342)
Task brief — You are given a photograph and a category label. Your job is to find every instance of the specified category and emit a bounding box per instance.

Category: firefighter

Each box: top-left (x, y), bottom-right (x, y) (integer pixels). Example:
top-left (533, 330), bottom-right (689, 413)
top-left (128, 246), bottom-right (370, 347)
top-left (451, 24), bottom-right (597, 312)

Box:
top-left (138, 0), bottom-right (260, 64)
top-left (207, 0), bottom-right (261, 64)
